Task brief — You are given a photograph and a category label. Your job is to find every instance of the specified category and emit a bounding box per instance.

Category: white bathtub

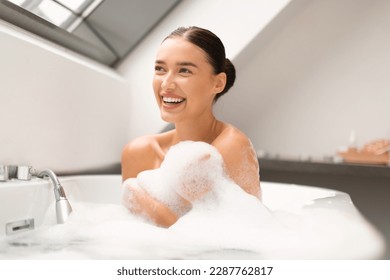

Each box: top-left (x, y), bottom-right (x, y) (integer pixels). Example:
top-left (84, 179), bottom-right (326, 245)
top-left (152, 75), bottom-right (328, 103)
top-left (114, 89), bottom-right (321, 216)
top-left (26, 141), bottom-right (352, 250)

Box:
top-left (0, 175), bottom-right (385, 259)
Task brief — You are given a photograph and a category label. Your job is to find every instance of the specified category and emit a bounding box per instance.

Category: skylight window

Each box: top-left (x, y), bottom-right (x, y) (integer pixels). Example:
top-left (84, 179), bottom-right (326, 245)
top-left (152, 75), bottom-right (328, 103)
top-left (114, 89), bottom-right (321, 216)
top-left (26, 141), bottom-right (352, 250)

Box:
top-left (1, 0), bottom-right (181, 67)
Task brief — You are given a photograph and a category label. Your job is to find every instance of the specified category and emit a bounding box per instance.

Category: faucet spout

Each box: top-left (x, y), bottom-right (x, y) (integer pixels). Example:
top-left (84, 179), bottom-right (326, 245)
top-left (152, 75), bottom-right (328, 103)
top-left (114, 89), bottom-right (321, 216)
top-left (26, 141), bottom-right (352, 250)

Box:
top-left (37, 169), bottom-right (72, 224)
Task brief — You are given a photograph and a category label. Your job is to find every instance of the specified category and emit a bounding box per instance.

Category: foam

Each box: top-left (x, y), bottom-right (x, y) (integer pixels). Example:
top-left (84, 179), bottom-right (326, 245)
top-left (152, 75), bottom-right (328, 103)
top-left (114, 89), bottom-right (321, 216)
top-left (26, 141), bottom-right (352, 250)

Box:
top-left (123, 141), bottom-right (230, 217)
top-left (0, 141), bottom-right (382, 259)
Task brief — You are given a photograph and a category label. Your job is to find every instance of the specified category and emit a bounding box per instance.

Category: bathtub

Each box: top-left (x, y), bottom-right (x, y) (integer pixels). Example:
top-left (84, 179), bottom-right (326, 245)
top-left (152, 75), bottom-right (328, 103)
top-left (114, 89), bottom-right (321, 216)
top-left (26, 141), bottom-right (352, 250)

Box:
top-left (0, 175), bottom-right (385, 259)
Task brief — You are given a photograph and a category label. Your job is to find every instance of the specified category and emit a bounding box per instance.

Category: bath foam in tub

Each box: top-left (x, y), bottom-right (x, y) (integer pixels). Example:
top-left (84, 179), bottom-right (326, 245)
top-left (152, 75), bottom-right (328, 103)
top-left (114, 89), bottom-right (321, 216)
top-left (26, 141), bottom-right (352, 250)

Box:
top-left (129, 141), bottom-right (270, 215)
top-left (1, 141), bottom-right (285, 259)
top-left (123, 141), bottom-right (290, 254)
top-left (1, 141), bottom-right (383, 259)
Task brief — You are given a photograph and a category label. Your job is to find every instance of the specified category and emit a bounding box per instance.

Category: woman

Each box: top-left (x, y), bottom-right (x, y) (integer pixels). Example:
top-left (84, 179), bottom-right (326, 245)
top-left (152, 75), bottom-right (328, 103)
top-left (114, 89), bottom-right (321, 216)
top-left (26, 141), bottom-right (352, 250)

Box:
top-left (121, 26), bottom-right (260, 227)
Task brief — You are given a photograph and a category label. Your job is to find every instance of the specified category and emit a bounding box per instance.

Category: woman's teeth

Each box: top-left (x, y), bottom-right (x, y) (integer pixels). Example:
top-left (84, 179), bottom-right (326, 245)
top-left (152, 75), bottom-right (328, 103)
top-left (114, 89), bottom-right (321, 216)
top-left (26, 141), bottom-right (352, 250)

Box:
top-left (162, 97), bottom-right (185, 104)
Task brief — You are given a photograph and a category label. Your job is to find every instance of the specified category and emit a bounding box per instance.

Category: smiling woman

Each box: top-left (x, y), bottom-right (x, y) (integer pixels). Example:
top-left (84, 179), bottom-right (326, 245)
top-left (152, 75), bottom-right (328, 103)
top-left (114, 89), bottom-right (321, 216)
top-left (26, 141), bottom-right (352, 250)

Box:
top-left (153, 37), bottom-right (225, 123)
top-left (121, 26), bottom-right (260, 227)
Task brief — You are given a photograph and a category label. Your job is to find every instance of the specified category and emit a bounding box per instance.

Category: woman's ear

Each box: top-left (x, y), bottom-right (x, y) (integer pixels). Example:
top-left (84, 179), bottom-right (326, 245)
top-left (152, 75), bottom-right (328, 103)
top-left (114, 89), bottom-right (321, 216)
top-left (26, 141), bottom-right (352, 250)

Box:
top-left (214, 72), bottom-right (227, 94)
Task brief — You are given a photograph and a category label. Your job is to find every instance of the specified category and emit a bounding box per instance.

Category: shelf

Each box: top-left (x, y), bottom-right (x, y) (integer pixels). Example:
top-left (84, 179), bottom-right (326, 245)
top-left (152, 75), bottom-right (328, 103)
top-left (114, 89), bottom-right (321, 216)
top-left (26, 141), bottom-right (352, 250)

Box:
top-left (258, 157), bottom-right (390, 178)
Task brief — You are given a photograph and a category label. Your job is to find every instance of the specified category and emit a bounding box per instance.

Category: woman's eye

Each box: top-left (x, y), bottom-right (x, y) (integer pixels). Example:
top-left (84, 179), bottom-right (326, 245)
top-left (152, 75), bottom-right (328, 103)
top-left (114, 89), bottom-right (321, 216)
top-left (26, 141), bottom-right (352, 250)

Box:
top-left (179, 68), bottom-right (192, 74)
top-left (154, 66), bottom-right (165, 73)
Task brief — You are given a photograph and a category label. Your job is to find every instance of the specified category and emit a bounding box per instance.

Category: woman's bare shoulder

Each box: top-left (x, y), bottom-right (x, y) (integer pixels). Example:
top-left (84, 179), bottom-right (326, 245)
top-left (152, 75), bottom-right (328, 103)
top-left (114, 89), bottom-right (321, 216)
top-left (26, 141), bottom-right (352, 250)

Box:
top-left (212, 123), bottom-right (260, 197)
top-left (213, 123), bottom-right (253, 150)
top-left (122, 135), bottom-right (158, 156)
top-left (121, 134), bottom-right (165, 179)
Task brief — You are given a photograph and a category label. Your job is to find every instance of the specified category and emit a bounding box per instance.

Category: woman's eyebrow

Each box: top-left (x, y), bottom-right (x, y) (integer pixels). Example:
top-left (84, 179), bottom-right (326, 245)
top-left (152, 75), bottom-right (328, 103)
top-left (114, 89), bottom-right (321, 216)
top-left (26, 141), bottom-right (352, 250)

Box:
top-left (177, 62), bottom-right (198, 68)
top-left (155, 60), bottom-right (198, 68)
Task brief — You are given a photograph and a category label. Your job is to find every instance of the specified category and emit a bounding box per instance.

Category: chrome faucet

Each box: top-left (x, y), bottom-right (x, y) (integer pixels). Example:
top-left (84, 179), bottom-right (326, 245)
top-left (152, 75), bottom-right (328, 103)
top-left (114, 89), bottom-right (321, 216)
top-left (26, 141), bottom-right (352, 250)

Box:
top-left (37, 169), bottom-right (72, 224)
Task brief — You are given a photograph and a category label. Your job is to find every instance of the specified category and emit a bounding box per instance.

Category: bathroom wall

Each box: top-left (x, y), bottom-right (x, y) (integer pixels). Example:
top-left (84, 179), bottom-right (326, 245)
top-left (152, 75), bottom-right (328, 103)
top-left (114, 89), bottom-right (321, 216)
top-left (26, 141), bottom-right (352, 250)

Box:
top-left (0, 20), bottom-right (131, 174)
top-left (1, 0), bottom-right (293, 174)
top-left (214, 0), bottom-right (390, 158)
top-left (5, 0), bottom-right (385, 174)
top-left (117, 0), bottom-right (292, 140)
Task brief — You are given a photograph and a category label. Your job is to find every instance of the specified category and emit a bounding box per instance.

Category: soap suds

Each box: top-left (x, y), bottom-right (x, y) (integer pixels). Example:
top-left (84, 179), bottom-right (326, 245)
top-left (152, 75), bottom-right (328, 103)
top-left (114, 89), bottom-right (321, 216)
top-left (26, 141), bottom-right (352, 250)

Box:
top-left (0, 141), bottom-right (382, 259)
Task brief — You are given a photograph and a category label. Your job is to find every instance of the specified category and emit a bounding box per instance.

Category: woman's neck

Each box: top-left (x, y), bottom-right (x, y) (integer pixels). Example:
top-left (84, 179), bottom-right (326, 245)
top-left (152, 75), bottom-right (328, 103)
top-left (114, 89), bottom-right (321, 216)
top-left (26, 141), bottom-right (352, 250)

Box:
top-left (173, 114), bottom-right (223, 144)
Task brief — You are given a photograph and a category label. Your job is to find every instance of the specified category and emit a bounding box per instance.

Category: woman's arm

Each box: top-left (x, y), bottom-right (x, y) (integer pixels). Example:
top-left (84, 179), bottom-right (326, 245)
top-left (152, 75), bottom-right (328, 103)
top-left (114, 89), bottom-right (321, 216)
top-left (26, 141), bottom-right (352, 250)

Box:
top-left (122, 179), bottom-right (179, 227)
top-left (121, 137), bottom-right (180, 227)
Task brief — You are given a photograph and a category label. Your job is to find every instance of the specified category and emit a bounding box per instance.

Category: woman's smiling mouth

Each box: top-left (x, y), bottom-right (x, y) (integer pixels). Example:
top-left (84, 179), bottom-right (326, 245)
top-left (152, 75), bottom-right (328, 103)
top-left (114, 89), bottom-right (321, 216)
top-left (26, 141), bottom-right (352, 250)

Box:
top-left (162, 96), bottom-right (186, 105)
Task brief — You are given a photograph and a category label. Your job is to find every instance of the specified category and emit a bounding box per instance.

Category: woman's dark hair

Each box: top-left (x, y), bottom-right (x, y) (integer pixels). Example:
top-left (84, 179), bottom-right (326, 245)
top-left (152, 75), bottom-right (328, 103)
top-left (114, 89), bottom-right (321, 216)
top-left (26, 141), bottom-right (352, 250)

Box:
top-left (164, 26), bottom-right (236, 101)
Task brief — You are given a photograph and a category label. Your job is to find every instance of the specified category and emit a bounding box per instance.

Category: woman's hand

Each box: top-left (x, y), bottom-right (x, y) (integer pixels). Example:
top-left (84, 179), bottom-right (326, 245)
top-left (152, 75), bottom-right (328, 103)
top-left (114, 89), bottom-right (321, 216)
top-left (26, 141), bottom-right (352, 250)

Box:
top-left (122, 178), bottom-right (180, 227)
top-left (122, 178), bottom-right (145, 215)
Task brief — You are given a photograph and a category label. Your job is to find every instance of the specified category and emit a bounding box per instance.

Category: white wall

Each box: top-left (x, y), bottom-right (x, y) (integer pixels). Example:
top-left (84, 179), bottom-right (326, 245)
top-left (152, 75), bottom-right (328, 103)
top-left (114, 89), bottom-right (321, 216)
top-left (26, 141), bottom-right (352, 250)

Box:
top-left (117, 0), bottom-right (292, 140)
top-left (6, 0), bottom-right (383, 174)
top-left (1, 0), bottom-right (293, 174)
top-left (0, 20), bottom-right (131, 174)
top-left (215, 0), bottom-right (390, 159)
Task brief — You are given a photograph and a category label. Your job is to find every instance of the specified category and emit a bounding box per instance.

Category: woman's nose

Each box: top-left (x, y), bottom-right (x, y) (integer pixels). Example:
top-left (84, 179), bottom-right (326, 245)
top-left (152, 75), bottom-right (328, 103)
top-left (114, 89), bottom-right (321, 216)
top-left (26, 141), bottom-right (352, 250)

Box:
top-left (161, 73), bottom-right (176, 91)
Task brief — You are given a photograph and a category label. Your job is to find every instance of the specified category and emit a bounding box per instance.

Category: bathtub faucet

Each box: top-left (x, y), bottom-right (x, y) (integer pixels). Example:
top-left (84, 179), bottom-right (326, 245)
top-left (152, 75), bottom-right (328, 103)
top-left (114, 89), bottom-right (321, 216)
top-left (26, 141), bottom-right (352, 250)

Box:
top-left (37, 169), bottom-right (72, 224)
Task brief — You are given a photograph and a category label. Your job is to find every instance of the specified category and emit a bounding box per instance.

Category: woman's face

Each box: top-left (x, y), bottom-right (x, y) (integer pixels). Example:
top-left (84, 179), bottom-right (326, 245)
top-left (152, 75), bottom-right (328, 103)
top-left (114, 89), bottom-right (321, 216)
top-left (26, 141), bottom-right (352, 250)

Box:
top-left (153, 38), bottom-right (225, 123)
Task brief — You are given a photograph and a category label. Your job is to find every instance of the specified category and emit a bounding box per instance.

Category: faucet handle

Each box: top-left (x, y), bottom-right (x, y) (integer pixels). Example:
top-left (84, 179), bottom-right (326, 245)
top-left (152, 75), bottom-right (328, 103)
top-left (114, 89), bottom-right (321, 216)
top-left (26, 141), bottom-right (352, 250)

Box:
top-left (0, 165), bottom-right (34, 181)
top-left (0, 165), bottom-right (10, 181)
top-left (17, 165), bottom-right (34, 181)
